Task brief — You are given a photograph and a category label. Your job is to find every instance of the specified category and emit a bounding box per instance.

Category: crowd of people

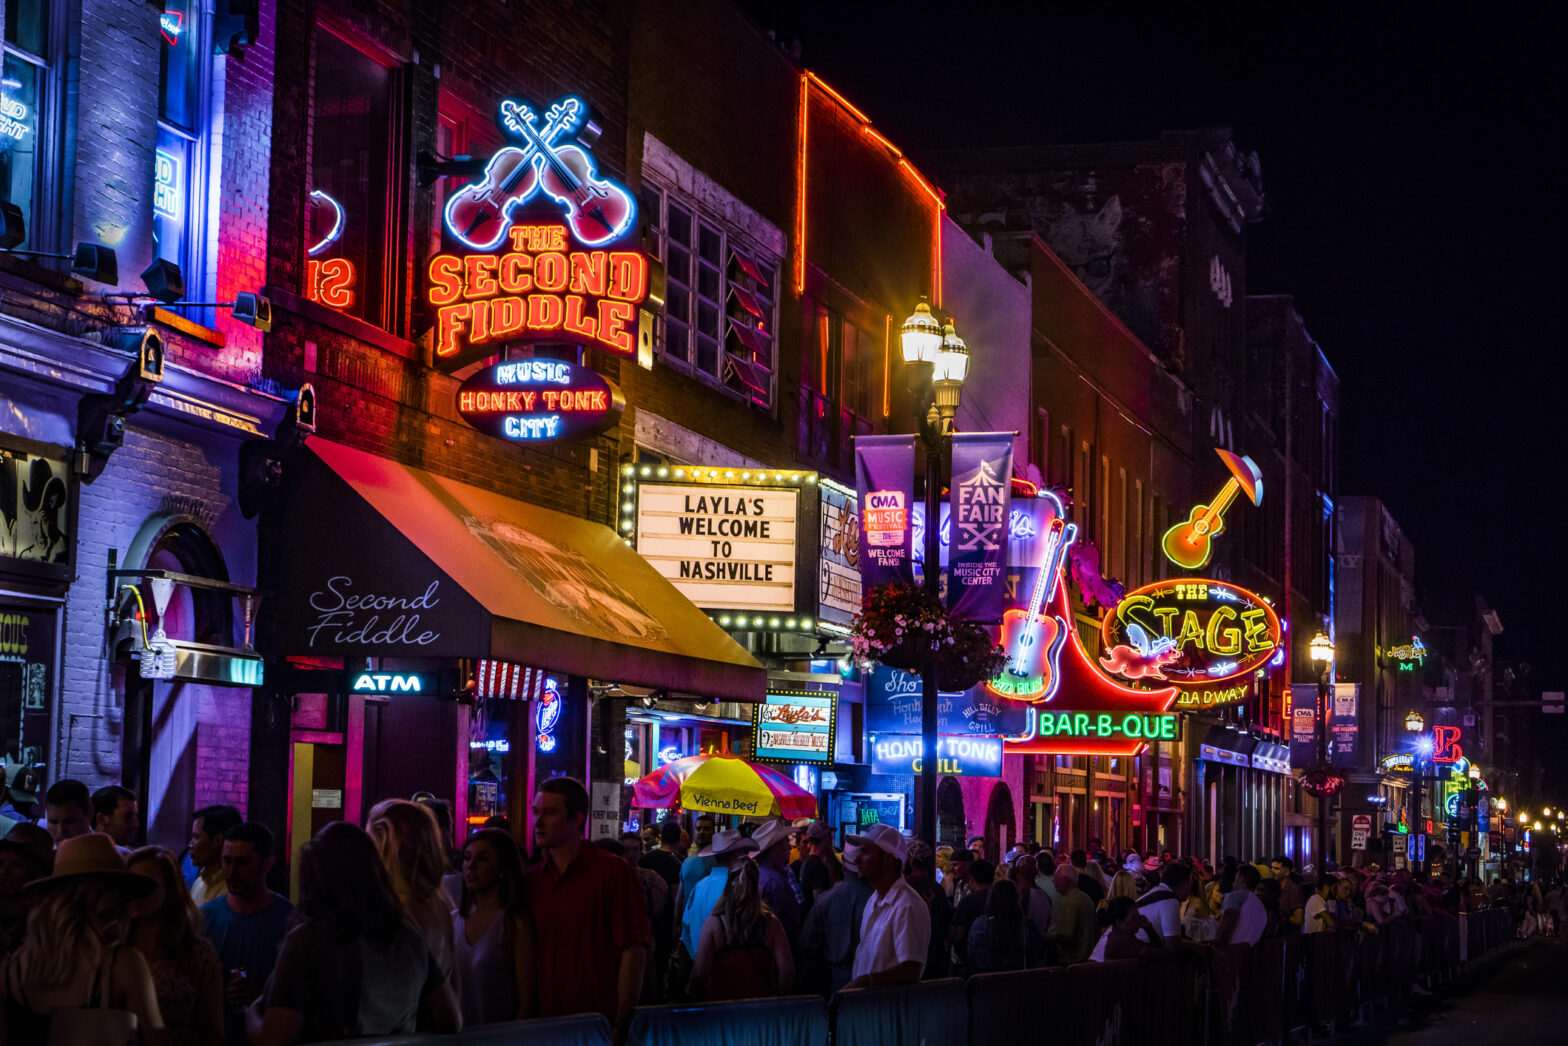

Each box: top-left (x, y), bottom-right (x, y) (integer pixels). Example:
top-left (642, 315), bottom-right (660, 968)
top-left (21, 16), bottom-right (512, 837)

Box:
top-left (0, 772), bottom-right (1556, 1044)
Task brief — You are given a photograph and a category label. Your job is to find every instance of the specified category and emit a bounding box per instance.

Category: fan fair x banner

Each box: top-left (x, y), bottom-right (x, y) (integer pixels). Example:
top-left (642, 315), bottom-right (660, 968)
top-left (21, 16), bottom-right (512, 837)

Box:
top-left (946, 433), bottom-right (1013, 624)
top-left (854, 435), bottom-right (916, 591)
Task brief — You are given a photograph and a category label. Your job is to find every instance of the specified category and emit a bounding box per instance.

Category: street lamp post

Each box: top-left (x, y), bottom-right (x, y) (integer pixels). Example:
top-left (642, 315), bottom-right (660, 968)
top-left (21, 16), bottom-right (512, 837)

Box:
top-left (1467, 763), bottom-right (1483, 879)
top-left (1405, 708), bottom-right (1425, 874)
top-left (900, 298), bottom-right (970, 848)
top-left (1310, 631), bottom-right (1335, 868)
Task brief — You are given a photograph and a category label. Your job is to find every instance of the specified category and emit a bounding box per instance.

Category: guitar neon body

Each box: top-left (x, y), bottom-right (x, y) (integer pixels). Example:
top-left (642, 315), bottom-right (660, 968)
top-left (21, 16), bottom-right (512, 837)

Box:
top-left (1161, 506), bottom-right (1224, 570)
top-left (991, 607), bottom-right (1067, 702)
top-left (531, 142), bottom-right (636, 246)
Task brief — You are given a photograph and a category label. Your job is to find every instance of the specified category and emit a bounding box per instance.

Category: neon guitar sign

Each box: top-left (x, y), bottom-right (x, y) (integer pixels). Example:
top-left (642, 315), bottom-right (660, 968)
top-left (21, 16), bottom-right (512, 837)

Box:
top-left (443, 96), bottom-right (635, 250)
top-left (987, 516), bottom-right (1077, 702)
top-left (1162, 448), bottom-right (1263, 570)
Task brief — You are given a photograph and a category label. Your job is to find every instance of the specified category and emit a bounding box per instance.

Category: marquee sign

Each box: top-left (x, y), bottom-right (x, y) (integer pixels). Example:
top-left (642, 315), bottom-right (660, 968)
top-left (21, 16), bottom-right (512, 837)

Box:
top-left (751, 685), bottom-right (837, 765)
top-left (624, 466), bottom-right (822, 623)
top-left (430, 96), bottom-right (648, 368)
top-left (456, 359), bottom-right (624, 443)
top-left (1099, 578), bottom-right (1281, 709)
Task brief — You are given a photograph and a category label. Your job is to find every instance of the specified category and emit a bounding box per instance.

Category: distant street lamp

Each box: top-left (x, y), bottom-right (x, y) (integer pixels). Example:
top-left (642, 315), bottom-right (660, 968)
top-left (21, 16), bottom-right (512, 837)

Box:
top-left (1405, 709), bottom-right (1426, 873)
top-left (1310, 630), bottom-right (1335, 866)
top-left (900, 297), bottom-right (970, 848)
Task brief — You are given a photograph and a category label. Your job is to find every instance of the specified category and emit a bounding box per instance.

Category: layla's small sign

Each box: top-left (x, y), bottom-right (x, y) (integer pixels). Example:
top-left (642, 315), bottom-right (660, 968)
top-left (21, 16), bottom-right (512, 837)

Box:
top-left (456, 358), bottom-right (624, 444)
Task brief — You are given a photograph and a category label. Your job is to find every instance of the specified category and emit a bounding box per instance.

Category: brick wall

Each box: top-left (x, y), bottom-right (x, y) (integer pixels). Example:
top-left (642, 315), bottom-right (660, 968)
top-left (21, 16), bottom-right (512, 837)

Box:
top-left (59, 421), bottom-right (255, 803)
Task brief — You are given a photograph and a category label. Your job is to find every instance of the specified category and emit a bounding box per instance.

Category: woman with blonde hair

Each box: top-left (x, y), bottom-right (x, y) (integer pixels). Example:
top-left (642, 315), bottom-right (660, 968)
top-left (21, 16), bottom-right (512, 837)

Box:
top-left (688, 859), bottom-right (793, 1000)
top-left (367, 799), bottom-right (456, 978)
top-left (128, 846), bottom-right (223, 1046)
top-left (0, 833), bottom-right (166, 1044)
top-left (1099, 870), bottom-right (1140, 909)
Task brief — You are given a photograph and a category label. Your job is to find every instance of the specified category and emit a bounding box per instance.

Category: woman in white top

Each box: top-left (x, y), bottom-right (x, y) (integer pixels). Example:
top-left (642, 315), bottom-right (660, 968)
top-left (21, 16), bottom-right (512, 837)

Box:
top-left (368, 799), bottom-right (457, 979)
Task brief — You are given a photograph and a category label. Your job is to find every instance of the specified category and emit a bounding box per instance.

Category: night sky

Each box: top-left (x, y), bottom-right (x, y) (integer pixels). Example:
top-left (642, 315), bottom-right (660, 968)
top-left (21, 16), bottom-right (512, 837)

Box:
top-left (737, 2), bottom-right (1568, 687)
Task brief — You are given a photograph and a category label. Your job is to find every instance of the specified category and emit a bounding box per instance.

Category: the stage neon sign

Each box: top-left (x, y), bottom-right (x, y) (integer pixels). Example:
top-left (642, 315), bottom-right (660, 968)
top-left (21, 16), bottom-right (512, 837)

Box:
top-left (428, 223), bottom-right (648, 361)
top-left (1100, 577), bottom-right (1281, 709)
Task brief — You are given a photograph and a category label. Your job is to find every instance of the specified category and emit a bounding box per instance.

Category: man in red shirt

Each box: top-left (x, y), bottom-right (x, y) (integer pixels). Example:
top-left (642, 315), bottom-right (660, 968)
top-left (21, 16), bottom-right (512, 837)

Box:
top-left (525, 777), bottom-right (649, 1024)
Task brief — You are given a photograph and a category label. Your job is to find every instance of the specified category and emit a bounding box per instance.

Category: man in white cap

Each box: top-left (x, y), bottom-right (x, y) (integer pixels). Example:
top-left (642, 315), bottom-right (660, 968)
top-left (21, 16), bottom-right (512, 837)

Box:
top-left (679, 828), bottom-right (758, 973)
top-left (844, 824), bottom-right (929, 989)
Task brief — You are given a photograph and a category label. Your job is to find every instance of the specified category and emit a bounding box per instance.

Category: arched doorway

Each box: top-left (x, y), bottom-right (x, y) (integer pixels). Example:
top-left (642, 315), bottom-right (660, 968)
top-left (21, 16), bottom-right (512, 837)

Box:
top-left (116, 516), bottom-right (235, 851)
top-left (937, 775), bottom-right (965, 848)
top-left (985, 781), bottom-right (1017, 862)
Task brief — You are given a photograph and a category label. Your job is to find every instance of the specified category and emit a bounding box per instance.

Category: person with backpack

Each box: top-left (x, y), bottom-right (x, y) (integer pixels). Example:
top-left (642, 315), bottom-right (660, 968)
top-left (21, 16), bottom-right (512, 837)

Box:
top-left (686, 859), bottom-right (793, 1000)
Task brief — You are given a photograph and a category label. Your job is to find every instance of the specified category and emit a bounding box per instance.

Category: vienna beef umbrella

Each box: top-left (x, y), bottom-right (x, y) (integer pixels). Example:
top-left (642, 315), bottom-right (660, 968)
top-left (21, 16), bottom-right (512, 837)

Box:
top-left (632, 751), bottom-right (816, 821)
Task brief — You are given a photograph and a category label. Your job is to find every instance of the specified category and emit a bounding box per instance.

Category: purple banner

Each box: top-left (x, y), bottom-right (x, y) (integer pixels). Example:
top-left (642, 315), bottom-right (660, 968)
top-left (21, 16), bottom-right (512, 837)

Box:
top-left (1289, 685), bottom-right (1319, 768)
top-left (854, 435), bottom-right (916, 591)
top-left (947, 433), bottom-right (1013, 623)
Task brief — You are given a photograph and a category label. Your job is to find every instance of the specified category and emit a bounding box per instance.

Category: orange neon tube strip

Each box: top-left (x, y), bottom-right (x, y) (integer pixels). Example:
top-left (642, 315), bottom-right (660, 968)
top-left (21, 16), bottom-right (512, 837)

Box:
top-left (882, 314), bottom-right (892, 418)
top-left (932, 206), bottom-right (944, 309)
top-left (805, 70), bottom-right (870, 124)
top-left (795, 72), bottom-right (808, 294)
top-left (862, 124), bottom-right (902, 157)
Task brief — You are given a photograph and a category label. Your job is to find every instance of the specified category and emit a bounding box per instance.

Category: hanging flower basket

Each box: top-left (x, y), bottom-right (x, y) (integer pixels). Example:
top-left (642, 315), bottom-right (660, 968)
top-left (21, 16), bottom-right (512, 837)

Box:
top-left (1301, 764), bottom-right (1345, 797)
top-left (851, 583), bottom-right (1010, 689)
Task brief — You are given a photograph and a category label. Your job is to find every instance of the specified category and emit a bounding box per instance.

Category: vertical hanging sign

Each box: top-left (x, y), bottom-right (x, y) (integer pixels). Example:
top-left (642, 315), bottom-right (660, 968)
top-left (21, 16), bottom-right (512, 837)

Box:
top-left (947, 433), bottom-right (1013, 623)
top-left (854, 435), bottom-right (916, 591)
top-left (1289, 685), bottom-right (1319, 768)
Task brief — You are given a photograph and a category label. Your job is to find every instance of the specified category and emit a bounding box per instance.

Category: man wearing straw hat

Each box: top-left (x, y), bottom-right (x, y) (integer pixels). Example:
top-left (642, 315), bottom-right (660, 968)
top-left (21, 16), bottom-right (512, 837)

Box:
top-left (844, 824), bottom-right (929, 989)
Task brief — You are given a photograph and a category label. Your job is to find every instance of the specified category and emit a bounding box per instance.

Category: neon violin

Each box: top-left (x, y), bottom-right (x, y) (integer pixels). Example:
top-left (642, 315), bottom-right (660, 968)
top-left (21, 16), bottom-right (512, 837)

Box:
top-left (1160, 448), bottom-right (1263, 570)
top-left (443, 98), bottom-right (584, 251)
top-left (507, 101), bottom-right (636, 247)
top-left (988, 516), bottom-right (1078, 702)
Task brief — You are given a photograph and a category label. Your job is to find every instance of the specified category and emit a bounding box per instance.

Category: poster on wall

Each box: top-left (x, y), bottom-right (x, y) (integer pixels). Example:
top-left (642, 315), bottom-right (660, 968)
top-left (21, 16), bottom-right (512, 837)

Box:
top-left (0, 604), bottom-right (55, 778)
top-left (0, 441), bottom-right (74, 578)
top-left (817, 482), bottom-right (860, 630)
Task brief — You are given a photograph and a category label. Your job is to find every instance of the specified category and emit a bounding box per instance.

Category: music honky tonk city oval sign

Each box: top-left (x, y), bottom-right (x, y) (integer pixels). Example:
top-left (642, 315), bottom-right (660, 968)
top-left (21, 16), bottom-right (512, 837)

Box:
top-left (1099, 578), bottom-right (1281, 708)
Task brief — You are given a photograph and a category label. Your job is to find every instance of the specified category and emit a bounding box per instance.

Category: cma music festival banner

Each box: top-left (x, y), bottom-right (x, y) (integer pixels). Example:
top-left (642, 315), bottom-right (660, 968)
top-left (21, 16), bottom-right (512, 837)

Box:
top-left (854, 435), bottom-right (916, 591)
top-left (947, 433), bottom-right (1013, 623)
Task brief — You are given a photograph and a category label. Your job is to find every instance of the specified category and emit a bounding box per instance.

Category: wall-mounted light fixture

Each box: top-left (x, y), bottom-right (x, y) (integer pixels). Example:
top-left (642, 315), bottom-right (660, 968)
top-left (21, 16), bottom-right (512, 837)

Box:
top-left (0, 200), bottom-right (119, 283)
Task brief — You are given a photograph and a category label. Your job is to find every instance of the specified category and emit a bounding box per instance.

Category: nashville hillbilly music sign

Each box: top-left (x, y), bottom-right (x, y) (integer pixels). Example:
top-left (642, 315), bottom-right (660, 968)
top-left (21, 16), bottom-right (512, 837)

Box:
top-left (431, 96), bottom-right (648, 366)
top-left (1099, 578), bottom-right (1282, 709)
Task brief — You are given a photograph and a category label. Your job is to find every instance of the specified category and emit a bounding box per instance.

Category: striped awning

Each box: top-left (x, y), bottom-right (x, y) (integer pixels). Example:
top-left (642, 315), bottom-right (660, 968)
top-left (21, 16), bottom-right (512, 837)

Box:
top-left (475, 660), bottom-right (549, 701)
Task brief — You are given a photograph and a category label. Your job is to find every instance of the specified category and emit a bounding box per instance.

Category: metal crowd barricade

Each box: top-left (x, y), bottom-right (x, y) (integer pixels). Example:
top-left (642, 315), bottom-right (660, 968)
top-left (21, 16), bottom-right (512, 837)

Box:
top-left (967, 967), bottom-right (1068, 1040)
top-left (316, 907), bottom-right (1525, 1046)
top-left (626, 995), bottom-right (827, 1046)
top-left (829, 977), bottom-right (967, 1046)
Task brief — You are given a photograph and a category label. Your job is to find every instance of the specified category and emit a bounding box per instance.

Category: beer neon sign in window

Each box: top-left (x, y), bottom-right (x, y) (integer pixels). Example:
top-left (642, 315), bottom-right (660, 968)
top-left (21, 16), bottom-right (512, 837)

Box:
top-left (153, 149), bottom-right (181, 220)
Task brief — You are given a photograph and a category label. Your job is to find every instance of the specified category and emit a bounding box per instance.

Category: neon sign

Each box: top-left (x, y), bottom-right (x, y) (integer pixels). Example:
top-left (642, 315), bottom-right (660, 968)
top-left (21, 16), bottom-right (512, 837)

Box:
top-left (0, 95), bottom-right (31, 142)
top-left (1161, 448), bottom-right (1263, 570)
top-left (994, 492), bottom-right (1179, 757)
top-left (535, 676), bottom-right (562, 753)
top-left (306, 258), bottom-right (357, 310)
top-left (428, 223), bottom-right (649, 361)
top-left (153, 150), bottom-right (181, 220)
top-left (308, 190), bottom-right (346, 256)
top-left (443, 96), bottom-right (635, 251)
top-left (346, 671), bottom-right (434, 694)
top-left (870, 735), bottom-right (1004, 777)
top-left (159, 11), bottom-right (184, 46)
top-left (1388, 637), bottom-right (1426, 667)
top-left (1100, 578), bottom-right (1281, 708)
top-left (455, 358), bottom-right (624, 443)
top-left (1431, 724), bottom-right (1463, 765)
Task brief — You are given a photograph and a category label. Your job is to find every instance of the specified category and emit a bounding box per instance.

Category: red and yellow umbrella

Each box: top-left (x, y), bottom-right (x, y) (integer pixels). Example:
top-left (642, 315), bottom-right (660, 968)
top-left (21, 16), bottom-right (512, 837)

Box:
top-left (632, 751), bottom-right (816, 821)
